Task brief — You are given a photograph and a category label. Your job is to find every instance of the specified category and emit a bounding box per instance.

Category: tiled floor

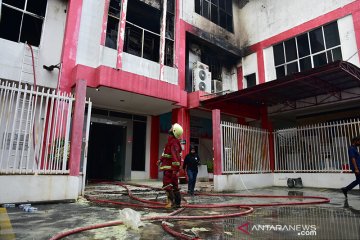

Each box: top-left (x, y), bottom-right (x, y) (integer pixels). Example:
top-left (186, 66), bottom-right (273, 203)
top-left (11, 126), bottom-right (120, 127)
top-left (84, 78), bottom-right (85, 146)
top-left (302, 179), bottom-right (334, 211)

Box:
top-left (1, 181), bottom-right (359, 240)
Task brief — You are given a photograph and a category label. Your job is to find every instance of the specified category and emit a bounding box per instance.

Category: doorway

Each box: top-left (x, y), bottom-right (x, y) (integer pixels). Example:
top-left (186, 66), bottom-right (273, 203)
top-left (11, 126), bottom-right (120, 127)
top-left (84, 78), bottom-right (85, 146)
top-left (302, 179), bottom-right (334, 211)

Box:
top-left (87, 122), bottom-right (126, 181)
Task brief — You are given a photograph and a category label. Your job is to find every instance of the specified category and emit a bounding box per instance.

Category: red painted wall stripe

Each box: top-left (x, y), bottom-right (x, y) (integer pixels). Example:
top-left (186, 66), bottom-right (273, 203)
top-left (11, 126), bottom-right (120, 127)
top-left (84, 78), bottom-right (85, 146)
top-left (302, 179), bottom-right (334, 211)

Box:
top-left (150, 116), bottom-right (160, 179)
top-left (352, 10), bottom-right (360, 62)
top-left (100, 0), bottom-right (110, 46)
top-left (69, 79), bottom-right (87, 176)
top-left (73, 64), bottom-right (188, 107)
top-left (251, 1), bottom-right (360, 52)
top-left (59, 0), bottom-right (83, 92)
top-left (257, 50), bottom-right (265, 84)
top-left (212, 109), bottom-right (222, 175)
top-left (237, 66), bottom-right (243, 90)
top-left (116, 0), bottom-right (128, 69)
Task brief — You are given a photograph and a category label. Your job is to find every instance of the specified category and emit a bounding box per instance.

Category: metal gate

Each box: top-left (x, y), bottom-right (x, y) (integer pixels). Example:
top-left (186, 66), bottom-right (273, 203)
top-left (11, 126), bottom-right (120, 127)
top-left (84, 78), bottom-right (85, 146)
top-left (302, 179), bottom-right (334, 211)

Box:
top-left (0, 80), bottom-right (92, 174)
top-left (274, 119), bottom-right (360, 173)
top-left (221, 121), bottom-right (271, 173)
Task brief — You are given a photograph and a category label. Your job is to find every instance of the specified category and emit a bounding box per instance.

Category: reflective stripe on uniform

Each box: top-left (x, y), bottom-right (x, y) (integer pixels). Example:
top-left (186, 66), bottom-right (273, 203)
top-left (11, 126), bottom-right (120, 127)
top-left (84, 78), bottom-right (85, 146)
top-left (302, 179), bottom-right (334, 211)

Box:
top-left (160, 165), bottom-right (172, 170)
top-left (162, 153), bottom-right (172, 158)
top-left (172, 162), bottom-right (180, 166)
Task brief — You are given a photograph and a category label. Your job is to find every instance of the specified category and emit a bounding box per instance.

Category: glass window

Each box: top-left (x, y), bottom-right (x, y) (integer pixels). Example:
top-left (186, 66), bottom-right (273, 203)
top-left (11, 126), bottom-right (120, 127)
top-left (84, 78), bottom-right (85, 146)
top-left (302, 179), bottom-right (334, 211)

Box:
top-left (313, 52), bottom-right (327, 67)
top-left (273, 43), bottom-right (285, 66)
top-left (203, 0), bottom-right (210, 19)
top-left (286, 62), bottom-right (298, 75)
top-left (297, 33), bottom-right (310, 58)
top-left (273, 21), bottom-right (342, 78)
top-left (0, 1), bottom-right (47, 46)
top-left (300, 57), bottom-right (312, 71)
top-left (194, 0), bottom-right (233, 32)
top-left (324, 22), bottom-right (340, 48)
top-left (26, 0), bottom-right (47, 17)
top-left (211, 4), bottom-right (218, 23)
top-left (310, 27), bottom-right (325, 53)
top-left (195, 0), bottom-right (201, 14)
top-left (276, 66), bottom-right (286, 78)
top-left (245, 73), bottom-right (256, 88)
top-left (285, 39), bottom-right (297, 62)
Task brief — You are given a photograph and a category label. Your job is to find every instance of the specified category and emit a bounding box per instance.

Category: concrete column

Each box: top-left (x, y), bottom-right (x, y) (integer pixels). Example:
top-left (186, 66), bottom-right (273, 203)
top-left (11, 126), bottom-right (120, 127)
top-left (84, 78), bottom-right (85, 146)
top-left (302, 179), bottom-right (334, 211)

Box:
top-left (212, 109), bottom-right (222, 175)
top-left (260, 106), bottom-right (275, 172)
top-left (159, 0), bottom-right (168, 81)
top-left (171, 108), bottom-right (190, 154)
top-left (150, 116), bottom-right (160, 179)
top-left (116, 0), bottom-right (129, 69)
top-left (59, 0), bottom-right (84, 92)
top-left (69, 79), bottom-right (87, 176)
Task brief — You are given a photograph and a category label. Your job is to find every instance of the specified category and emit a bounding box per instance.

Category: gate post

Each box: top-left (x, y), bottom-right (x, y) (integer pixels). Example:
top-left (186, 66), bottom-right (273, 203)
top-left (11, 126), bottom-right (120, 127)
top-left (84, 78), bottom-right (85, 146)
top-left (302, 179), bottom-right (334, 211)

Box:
top-left (261, 107), bottom-right (275, 172)
top-left (212, 109), bottom-right (222, 175)
top-left (69, 79), bottom-right (87, 176)
top-left (150, 116), bottom-right (160, 179)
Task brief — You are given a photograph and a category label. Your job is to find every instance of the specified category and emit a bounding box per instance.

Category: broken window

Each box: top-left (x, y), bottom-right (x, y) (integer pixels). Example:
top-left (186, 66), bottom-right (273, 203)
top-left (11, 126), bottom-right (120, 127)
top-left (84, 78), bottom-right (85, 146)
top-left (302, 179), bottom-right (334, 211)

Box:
top-left (165, 0), bottom-right (175, 66)
top-left (194, 0), bottom-right (233, 32)
top-left (273, 21), bottom-right (342, 78)
top-left (0, 0), bottom-right (47, 46)
top-left (123, 0), bottom-right (161, 62)
top-left (105, 0), bottom-right (121, 49)
top-left (245, 73), bottom-right (256, 88)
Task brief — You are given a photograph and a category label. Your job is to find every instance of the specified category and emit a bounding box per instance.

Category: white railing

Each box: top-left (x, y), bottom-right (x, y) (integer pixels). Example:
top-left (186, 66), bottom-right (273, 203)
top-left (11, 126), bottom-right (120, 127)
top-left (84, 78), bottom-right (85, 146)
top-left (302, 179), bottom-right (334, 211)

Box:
top-left (0, 81), bottom-right (74, 174)
top-left (274, 119), bottom-right (360, 172)
top-left (221, 122), bottom-right (271, 173)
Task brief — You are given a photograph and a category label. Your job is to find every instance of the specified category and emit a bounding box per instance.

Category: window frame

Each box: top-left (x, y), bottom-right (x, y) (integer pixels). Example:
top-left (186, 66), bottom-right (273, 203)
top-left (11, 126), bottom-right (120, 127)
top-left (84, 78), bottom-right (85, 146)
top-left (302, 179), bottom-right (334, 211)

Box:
top-left (273, 21), bottom-right (342, 78)
top-left (0, 0), bottom-right (47, 46)
top-left (194, 0), bottom-right (233, 32)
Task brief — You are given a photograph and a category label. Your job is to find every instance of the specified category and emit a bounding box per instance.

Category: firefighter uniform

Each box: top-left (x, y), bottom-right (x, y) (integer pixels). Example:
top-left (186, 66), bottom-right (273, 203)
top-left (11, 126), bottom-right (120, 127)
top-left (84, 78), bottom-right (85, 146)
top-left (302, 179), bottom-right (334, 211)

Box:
top-left (158, 123), bottom-right (183, 208)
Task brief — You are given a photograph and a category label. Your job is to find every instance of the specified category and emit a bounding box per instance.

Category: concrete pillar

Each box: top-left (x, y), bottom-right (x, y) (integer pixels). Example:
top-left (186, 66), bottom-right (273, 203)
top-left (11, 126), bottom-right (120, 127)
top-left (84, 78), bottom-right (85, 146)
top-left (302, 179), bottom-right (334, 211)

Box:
top-left (212, 109), bottom-right (222, 175)
top-left (171, 108), bottom-right (190, 154)
top-left (116, 0), bottom-right (129, 69)
top-left (59, 0), bottom-right (84, 92)
top-left (69, 79), bottom-right (87, 176)
top-left (150, 116), bottom-right (160, 179)
top-left (159, 0), bottom-right (167, 81)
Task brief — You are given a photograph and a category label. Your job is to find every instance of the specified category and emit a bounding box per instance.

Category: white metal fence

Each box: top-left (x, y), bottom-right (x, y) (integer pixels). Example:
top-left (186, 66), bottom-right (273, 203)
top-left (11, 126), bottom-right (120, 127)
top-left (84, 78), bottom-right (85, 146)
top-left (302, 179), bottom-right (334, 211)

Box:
top-left (0, 81), bottom-right (79, 174)
top-left (221, 121), bottom-right (271, 173)
top-left (274, 119), bottom-right (360, 172)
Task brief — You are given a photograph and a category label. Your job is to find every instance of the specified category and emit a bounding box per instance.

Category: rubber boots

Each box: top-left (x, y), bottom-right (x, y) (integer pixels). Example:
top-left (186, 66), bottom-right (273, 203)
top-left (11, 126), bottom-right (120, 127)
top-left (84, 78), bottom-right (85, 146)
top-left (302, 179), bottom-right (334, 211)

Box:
top-left (173, 190), bottom-right (181, 208)
top-left (165, 191), bottom-right (174, 208)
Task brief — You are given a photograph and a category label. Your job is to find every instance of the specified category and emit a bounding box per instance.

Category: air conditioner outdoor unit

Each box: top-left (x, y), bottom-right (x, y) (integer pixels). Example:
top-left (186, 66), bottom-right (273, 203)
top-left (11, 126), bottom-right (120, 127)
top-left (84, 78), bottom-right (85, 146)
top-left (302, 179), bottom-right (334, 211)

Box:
top-left (193, 61), bottom-right (209, 71)
top-left (193, 63), bottom-right (211, 93)
top-left (212, 80), bottom-right (223, 93)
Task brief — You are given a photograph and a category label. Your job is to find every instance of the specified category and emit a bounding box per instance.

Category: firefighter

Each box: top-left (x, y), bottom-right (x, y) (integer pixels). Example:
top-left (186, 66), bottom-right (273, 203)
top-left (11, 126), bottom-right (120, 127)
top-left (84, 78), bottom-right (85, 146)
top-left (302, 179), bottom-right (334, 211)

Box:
top-left (158, 123), bottom-right (183, 208)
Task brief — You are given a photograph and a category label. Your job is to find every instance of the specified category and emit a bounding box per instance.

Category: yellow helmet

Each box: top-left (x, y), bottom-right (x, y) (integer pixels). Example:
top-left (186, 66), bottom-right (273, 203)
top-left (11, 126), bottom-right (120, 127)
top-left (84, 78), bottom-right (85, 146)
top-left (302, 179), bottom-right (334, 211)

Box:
top-left (172, 123), bottom-right (183, 139)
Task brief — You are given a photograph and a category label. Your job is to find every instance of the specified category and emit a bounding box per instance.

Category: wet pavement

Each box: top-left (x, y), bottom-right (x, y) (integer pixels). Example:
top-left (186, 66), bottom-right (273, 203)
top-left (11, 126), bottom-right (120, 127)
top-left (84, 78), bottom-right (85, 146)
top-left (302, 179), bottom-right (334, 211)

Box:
top-left (1, 181), bottom-right (360, 240)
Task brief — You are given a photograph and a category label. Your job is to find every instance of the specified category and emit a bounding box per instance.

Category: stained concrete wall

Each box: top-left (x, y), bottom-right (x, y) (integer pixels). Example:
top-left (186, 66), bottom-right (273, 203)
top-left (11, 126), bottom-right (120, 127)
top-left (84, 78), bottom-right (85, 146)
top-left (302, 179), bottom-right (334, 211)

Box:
top-left (237, 0), bottom-right (355, 48)
top-left (77, 0), bottom-right (178, 85)
top-left (213, 173), bottom-right (356, 192)
top-left (181, 0), bottom-right (241, 49)
top-left (0, 0), bottom-right (67, 88)
top-left (0, 175), bottom-right (80, 203)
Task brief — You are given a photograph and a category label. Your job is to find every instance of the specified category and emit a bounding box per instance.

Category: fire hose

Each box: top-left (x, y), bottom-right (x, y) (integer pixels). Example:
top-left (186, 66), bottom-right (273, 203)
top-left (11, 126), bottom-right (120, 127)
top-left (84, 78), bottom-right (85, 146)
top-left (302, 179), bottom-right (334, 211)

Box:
top-left (49, 182), bottom-right (330, 240)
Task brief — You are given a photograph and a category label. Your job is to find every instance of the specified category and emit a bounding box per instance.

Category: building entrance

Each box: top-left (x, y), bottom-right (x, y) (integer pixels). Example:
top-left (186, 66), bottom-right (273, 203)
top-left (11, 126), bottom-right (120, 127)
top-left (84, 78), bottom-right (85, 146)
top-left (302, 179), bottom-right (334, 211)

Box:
top-left (87, 122), bottom-right (126, 181)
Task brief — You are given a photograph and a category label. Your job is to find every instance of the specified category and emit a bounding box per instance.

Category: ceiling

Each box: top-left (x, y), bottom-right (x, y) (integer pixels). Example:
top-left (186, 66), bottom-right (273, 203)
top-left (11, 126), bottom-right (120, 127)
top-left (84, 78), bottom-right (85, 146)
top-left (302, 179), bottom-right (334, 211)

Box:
top-left (86, 86), bottom-right (178, 116)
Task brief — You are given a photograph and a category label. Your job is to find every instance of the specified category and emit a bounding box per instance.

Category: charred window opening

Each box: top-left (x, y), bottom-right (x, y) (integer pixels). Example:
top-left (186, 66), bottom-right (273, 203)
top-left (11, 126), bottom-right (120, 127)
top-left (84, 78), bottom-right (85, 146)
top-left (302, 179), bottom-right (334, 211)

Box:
top-left (273, 21), bottom-right (342, 79)
top-left (186, 34), bottom-right (238, 93)
top-left (194, 0), bottom-right (233, 32)
top-left (124, 0), bottom-right (161, 62)
top-left (165, 0), bottom-right (175, 67)
top-left (105, 0), bottom-right (121, 49)
top-left (245, 73), bottom-right (256, 88)
top-left (0, 0), bottom-right (47, 46)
